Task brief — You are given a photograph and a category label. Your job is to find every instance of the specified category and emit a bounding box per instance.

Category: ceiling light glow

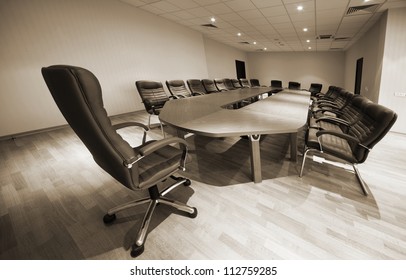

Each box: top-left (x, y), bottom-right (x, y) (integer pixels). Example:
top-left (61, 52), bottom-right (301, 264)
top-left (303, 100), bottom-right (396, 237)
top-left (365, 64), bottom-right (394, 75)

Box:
top-left (303, 28), bottom-right (308, 32)
top-left (210, 17), bottom-right (216, 22)
top-left (306, 39), bottom-right (310, 43)
top-left (237, 32), bottom-right (242, 36)
top-left (297, 6), bottom-right (303, 11)
top-left (253, 41), bottom-right (257, 45)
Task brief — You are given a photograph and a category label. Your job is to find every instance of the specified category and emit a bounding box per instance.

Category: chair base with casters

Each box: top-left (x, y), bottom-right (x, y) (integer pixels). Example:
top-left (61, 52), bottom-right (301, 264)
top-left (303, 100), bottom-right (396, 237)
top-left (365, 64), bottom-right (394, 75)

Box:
top-left (103, 175), bottom-right (197, 257)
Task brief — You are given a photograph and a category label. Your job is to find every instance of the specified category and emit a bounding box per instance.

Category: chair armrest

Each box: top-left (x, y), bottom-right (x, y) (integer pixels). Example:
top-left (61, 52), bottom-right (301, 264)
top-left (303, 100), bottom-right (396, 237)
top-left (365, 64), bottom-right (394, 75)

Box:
top-left (138, 137), bottom-right (188, 156)
top-left (113, 121), bottom-right (148, 144)
top-left (316, 130), bottom-right (370, 151)
top-left (316, 129), bottom-right (358, 143)
top-left (113, 122), bottom-right (148, 131)
top-left (315, 116), bottom-right (350, 127)
top-left (140, 137), bottom-right (189, 169)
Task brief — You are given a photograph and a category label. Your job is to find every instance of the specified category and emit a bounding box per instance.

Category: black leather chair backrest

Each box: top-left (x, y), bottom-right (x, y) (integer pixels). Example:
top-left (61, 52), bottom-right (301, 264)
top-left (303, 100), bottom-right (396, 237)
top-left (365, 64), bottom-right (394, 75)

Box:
top-left (214, 78), bottom-right (228, 91)
top-left (288, 81), bottom-right (301, 90)
top-left (202, 79), bottom-right (219, 93)
top-left (42, 65), bottom-right (139, 189)
top-left (223, 78), bottom-right (235, 90)
top-left (166, 80), bottom-right (191, 97)
top-left (338, 95), bottom-right (372, 125)
top-left (349, 102), bottom-right (397, 162)
top-left (309, 83), bottom-right (322, 94)
top-left (250, 79), bottom-right (260, 87)
top-left (187, 79), bottom-right (207, 95)
top-left (231, 79), bottom-right (242, 88)
top-left (136, 80), bottom-right (169, 114)
top-left (271, 80), bottom-right (282, 88)
top-left (239, 78), bottom-right (250, 88)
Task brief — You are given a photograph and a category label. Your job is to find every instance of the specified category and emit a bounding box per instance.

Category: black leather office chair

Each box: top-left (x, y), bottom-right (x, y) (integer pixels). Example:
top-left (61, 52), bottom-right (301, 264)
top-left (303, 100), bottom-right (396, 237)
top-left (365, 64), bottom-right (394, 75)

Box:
top-left (42, 65), bottom-right (197, 257)
top-left (214, 78), bottom-right (228, 91)
top-left (288, 81), bottom-right (301, 90)
top-left (166, 79), bottom-right (193, 98)
top-left (223, 78), bottom-right (235, 90)
top-left (231, 79), bottom-right (242, 89)
top-left (187, 79), bottom-right (207, 96)
top-left (250, 79), bottom-right (261, 87)
top-left (270, 80), bottom-right (283, 94)
top-left (300, 101), bottom-right (397, 196)
top-left (135, 80), bottom-right (170, 135)
top-left (239, 78), bottom-right (250, 88)
top-left (202, 79), bottom-right (219, 93)
top-left (309, 83), bottom-right (323, 96)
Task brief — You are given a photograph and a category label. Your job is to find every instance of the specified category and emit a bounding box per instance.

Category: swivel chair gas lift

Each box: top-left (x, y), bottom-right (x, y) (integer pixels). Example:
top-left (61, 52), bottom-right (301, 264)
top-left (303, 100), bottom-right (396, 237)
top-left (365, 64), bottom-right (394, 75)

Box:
top-left (42, 65), bottom-right (197, 257)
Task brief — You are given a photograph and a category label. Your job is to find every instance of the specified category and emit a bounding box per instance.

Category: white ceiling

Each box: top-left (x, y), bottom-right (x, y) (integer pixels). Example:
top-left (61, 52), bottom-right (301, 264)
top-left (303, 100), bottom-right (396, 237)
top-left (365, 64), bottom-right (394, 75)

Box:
top-left (120, 0), bottom-right (406, 52)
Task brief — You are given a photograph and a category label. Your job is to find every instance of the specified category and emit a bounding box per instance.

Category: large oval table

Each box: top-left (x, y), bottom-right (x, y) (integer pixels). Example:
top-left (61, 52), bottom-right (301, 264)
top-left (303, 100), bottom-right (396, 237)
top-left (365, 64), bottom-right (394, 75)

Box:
top-left (159, 87), bottom-right (311, 183)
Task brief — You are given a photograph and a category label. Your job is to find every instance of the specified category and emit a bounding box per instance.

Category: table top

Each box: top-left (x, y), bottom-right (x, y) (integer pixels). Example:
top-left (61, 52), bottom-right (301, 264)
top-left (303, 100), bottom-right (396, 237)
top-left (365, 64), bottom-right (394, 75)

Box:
top-left (159, 87), bottom-right (311, 138)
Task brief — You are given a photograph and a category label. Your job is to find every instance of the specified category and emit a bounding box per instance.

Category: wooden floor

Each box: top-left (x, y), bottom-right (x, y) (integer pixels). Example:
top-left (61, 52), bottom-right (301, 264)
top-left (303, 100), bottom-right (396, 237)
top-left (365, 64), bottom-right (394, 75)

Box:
top-left (1, 110), bottom-right (405, 260)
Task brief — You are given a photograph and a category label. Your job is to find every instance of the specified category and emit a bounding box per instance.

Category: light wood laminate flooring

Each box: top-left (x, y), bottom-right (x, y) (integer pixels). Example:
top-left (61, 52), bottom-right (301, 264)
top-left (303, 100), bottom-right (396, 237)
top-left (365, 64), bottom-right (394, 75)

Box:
top-left (0, 110), bottom-right (405, 260)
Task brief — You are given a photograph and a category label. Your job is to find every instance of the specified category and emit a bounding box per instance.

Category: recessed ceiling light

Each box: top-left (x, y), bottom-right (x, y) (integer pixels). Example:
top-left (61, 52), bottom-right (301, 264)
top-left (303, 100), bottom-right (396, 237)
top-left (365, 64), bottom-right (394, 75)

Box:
top-left (306, 39), bottom-right (310, 43)
top-left (297, 6), bottom-right (303, 11)
top-left (210, 17), bottom-right (216, 22)
top-left (253, 41), bottom-right (257, 45)
top-left (303, 28), bottom-right (308, 32)
top-left (264, 47), bottom-right (267, 50)
top-left (308, 47), bottom-right (312, 50)
top-left (237, 32), bottom-right (242, 36)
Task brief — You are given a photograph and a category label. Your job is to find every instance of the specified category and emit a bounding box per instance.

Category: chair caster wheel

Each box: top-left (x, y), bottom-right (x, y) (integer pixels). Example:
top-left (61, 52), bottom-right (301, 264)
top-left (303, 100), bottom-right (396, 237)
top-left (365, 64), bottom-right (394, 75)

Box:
top-left (131, 244), bottom-right (145, 258)
top-left (183, 179), bottom-right (191, 186)
top-left (103, 213), bottom-right (116, 224)
top-left (189, 207), bottom-right (198, 218)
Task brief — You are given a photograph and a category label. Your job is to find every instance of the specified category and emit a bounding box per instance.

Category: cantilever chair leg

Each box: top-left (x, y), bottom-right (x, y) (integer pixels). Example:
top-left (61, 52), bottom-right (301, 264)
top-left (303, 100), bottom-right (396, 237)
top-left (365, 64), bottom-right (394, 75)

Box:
top-left (299, 147), bottom-right (311, 177)
top-left (299, 149), bottom-right (368, 196)
top-left (147, 114), bottom-right (165, 137)
top-left (353, 164), bottom-right (369, 196)
top-left (103, 176), bottom-right (197, 257)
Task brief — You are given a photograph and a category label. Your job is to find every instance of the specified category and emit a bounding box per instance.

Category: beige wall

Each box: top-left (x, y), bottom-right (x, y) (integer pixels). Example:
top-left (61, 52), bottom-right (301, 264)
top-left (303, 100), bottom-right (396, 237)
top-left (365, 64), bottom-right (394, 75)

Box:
top-left (203, 37), bottom-right (248, 79)
top-left (344, 8), bottom-right (406, 133)
top-left (247, 51), bottom-right (345, 90)
top-left (379, 8), bottom-right (406, 133)
top-left (0, 0), bottom-right (208, 137)
top-left (344, 12), bottom-right (387, 102)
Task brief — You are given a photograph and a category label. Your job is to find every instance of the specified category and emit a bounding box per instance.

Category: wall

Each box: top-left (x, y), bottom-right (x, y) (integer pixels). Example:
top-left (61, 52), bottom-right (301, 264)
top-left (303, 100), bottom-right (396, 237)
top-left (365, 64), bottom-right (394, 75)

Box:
top-left (203, 37), bottom-right (248, 79)
top-left (0, 0), bottom-right (208, 137)
top-left (344, 12), bottom-right (387, 102)
top-left (379, 8), bottom-right (406, 133)
top-left (246, 51), bottom-right (345, 90)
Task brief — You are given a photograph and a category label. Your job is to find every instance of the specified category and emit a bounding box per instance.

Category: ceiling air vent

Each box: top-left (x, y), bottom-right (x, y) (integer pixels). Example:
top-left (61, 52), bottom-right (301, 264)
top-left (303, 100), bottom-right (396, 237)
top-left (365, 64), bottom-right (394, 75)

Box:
top-left (346, 4), bottom-right (380, 15)
top-left (201, 23), bottom-right (218, 28)
top-left (316, 34), bottom-right (334, 40)
top-left (334, 37), bottom-right (350, 41)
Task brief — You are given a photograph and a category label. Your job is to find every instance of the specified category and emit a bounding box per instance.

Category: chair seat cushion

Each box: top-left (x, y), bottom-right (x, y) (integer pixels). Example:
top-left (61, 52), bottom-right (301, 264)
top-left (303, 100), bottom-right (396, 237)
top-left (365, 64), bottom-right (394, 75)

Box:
top-left (135, 141), bottom-right (183, 189)
top-left (307, 128), bottom-right (356, 163)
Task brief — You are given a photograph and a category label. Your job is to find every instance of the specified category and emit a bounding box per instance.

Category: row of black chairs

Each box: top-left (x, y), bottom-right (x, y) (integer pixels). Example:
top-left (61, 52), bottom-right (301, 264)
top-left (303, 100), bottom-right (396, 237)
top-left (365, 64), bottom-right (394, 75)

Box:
top-left (135, 78), bottom-right (263, 132)
top-left (300, 85), bottom-right (397, 196)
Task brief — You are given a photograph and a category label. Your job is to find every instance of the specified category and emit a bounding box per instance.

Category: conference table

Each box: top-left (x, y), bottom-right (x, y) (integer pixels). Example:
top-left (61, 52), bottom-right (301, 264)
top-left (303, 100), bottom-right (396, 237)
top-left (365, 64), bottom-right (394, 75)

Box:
top-left (159, 87), bottom-right (311, 183)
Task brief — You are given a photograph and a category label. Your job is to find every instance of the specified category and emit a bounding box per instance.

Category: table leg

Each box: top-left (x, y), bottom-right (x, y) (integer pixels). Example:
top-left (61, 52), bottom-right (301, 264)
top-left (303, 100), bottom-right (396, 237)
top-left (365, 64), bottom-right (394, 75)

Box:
top-left (249, 135), bottom-right (262, 183)
top-left (290, 132), bottom-right (297, 162)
